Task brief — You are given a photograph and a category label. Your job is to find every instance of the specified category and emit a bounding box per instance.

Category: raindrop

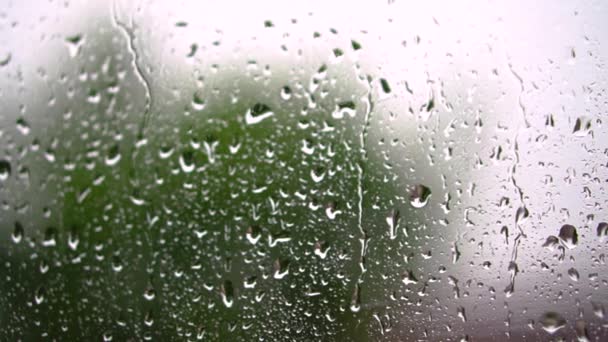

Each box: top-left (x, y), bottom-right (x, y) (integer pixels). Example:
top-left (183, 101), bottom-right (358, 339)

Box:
top-left (539, 312), bottom-right (566, 334)
top-left (34, 286), bottom-right (46, 305)
top-left (515, 206), bottom-right (529, 225)
top-left (350, 284), bottom-right (361, 312)
top-left (179, 150), bottom-right (195, 173)
top-left (380, 78), bottom-right (391, 94)
top-left (245, 103), bottom-right (274, 125)
top-left (567, 267), bottom-right (580, 281)
top-left (16, 117), bottom-right (30, 135)
top-left (192, 93), bottom-right (205, 111)
top-left (597, 222), bottom-right (608, 238)
top-left (42, 227), bottom-right (57, 247)
top-left (314, 241), bottom-right (330, 259)
top-left (221, 280), bottom-right (234, 308)
top-left (386, 209), bottom-right (400, 240)
top-left (105, 144), bottom-right (121, 166)
top-left (280, 86), bottom-right (292, 100)
top-left (409, 184), bottom-right (432, 208)
top-left (0, 160), bottom-right (11, 181)
top-left (143, 284), bottom-right (156, 301)
top-left (558, 224), bottom-right (578, 249)
top-left (542, 236), bottom-right (559, 250)
top-left (273, 258), bottom-right (290, 279)
top-left (572, 117), bottom-right (592, 137)
top-left (12, 221), bottom-right (24, 243)
top-left (65, 34), bottom-right (84, 57)
top-left (575, 320), bottom-right (589, 341)
top-left (246, 225), bottom-right (261, 245)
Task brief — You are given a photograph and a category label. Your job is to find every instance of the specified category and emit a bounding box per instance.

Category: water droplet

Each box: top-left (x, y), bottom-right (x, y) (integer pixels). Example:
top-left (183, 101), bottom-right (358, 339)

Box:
top-left (143, 284), bottom-right (156, 301)
top-left (575, 320), bottom-right (589, 341)
top-left (144, 310), bottom-right (154, 327)
top-left (409, 184), bottom-right (432, 208)
top-left (350, 284), bottom-right (361, 312)
top-left (221, 280), bottom-right (234, 308)
top-left (457, 307), bottom-right (467, 322)
top-left (245, 103), bottom-right (274, 125)
top-left (567, 267), bottom-right (580, 281)
top-left (273, 258), bottom-right (290, 279)
top-left (314, 241), bottom-right (330, 259)
top-left (87, 89), bottom-right (101, 103)
top-left (539, 312), bottom-right (566, 334)
top-left (192, 93), bottom-right (205, 111)
top-left (280, 86), bottom-right (292, 100)
top-left (332, 101), bottom-right (356, 119)
top-left (42, 227), bottom-right (57, 247)
top-left (542, 236), bottom-right (559, 250)
top-left (572, 117), bottom-right (592, 137)
top-left (12, 221), bottom-right (23, 243)
top-left (16, 117), bottom-right (30, 135)
top-left (105, 144), bottom-right (121, 166)
top-left (558, 224), bottom-right (578, 249)
top-left (515, 206), bottom-right (529, 225)
top-left (34, 285), bottom-right (46, 304)
top-left (179, 150), bottom-right (195, 173)
top-left (65, 34), bottom-right (84, 57)
top-left (402, 270), bottom-right (418, 285)
top-left (246, 225), bottom-right (261, 244)
top-left (380, 78), bottom-right (391, 94)
top-left (386, 209), bottom-right (400, 240)
top-left (597, 222), bottom-right (608, 238)
top-left (0, 160), bottom-right (11, 181)
top-left (111, 256), bottom-right (123, 272)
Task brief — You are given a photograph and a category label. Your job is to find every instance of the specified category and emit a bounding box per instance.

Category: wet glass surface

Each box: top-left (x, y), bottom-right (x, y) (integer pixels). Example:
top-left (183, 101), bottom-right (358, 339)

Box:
top-left (1, 1), bottom-right (608, 340)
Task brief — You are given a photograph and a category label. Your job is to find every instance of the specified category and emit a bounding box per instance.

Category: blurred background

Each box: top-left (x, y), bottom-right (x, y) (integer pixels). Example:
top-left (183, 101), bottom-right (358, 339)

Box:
top-left (0, 0), bottom-right (607, 340)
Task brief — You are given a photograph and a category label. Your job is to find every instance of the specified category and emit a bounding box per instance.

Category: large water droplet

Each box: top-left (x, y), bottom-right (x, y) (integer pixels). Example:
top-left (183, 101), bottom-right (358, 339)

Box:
top-left (0, 160), bottom-right (11, 181)
top-left (221, 280), bottom-right (234, 308)
top-left (245, 103), bottom-right (274, 125)
top-left (539, 312), bottom-right (566, 334)
top-left (558, 224), bottom-right (578, 249)
top-left (12, 221), bottom-right (24, 243)
top-left (597, 222), bottom-right (608, 238)
top-left (409, 184), bottom-right (431, 208)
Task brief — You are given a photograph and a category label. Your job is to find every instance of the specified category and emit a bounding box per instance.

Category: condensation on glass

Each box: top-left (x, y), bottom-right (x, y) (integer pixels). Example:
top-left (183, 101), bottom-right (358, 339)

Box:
top-left (0, 0), bottom-right (607, 340)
